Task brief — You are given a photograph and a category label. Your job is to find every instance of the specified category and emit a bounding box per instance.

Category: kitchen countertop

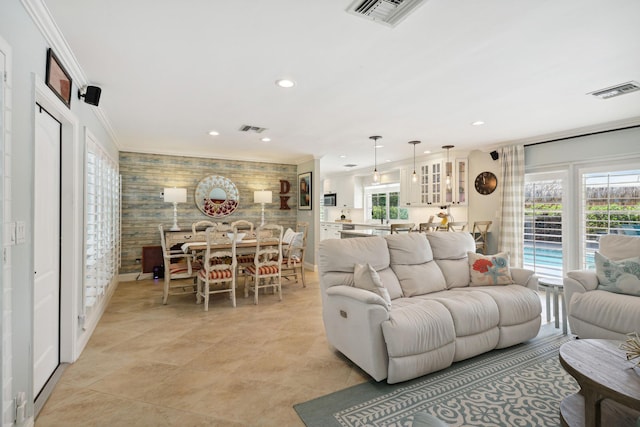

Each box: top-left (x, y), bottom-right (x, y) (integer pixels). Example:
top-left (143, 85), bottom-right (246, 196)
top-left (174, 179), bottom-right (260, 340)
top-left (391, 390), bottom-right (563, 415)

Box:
top-left (339, 229), bottom-right (391, 238)
top-left (321, 221), bottom-right (395, 230)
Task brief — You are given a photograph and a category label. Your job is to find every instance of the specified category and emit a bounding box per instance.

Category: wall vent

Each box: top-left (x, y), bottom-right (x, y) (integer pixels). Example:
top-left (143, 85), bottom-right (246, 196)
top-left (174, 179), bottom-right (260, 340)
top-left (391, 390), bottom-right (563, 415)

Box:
top-left (239, 124), bottom-right (267, 133)
top-left (589, 81), bottom-right (640, 99)
top-left (346, 0), bottom-right (428, 27)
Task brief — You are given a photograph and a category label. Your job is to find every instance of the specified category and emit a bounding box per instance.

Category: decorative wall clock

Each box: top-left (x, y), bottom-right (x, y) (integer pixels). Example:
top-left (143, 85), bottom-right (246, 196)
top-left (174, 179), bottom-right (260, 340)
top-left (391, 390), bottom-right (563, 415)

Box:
top-left (195, 175), bottom-right (239, 217)
top-left (474, 171), bottom-right (498, 195)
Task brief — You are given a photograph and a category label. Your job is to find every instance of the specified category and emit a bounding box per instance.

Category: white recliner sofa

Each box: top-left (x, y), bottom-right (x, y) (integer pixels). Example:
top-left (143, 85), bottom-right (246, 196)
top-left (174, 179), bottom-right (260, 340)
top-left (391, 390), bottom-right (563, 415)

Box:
top-left (564, 234), bottom-right (640, 340)
top-left (319, 232), bottom-right (541, 384)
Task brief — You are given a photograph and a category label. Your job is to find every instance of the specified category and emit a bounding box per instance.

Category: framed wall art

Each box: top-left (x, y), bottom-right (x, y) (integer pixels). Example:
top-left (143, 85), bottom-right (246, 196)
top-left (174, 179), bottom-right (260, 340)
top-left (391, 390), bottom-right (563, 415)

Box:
top-left (298, 171), bottom-right (312, 210)
top-left (45, 48), bottom-right (72, 107)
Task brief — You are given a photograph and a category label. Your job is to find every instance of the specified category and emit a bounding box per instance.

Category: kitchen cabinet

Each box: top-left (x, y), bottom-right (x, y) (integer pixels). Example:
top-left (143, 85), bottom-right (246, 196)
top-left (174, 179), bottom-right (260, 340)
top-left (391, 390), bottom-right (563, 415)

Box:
top-left (399, 160), bottom-right (444, 206)
top-left (444, 158), bottom-right (468, 205)
top-left (320, 222), bottom-right (343, 240)
top-left (400, 158), bottom-right (467, 207)
top-left (324, 175), bottom-right (363, 209)
top-left (399, 167), bottom-right (421, 206)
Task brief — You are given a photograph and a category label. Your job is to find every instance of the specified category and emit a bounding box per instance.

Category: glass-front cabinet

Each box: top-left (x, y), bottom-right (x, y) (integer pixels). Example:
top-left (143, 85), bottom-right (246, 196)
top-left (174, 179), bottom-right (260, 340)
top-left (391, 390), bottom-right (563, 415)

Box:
top-left (400, 157), bottom-right (467, 206)
top-left (423, 160), bottom-right (444, 206)
top-left (444, 158), bottom-right (468, 205)
top-left (400, 161), bottom-right (442, 206)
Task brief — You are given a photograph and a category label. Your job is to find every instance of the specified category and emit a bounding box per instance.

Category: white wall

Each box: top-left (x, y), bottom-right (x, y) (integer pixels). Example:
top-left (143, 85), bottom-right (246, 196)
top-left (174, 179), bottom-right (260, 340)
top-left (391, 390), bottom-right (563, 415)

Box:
top-left (297, 158), bottom-right (319, 269)
top-left (0, 0), bottom-right (119, 423)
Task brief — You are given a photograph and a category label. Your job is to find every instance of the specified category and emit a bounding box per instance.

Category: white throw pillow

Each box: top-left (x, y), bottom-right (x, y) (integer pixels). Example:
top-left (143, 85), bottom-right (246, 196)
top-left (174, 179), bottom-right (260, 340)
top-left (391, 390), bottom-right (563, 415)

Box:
top-left (283, 227), bottom-right (296, 244)
top-left (595, 251), bottom-right (640, 296)
top-left (285, 231), bottom-right (305, 259)
top-left (468, 251), bottom-right (512, 286)
top-left (353, 263), bottom-right (392, 308)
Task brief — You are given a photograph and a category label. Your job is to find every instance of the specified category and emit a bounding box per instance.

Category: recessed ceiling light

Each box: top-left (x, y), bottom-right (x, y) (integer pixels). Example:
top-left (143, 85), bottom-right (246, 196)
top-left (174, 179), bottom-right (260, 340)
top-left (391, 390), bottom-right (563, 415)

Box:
top-left (275, 79), bottom-right (295, 88)
top-left (339, 155), bottom-right (347, 158)
top-left (423, 150), bottom-right (431, 154)
top-left (385, 159), bottom-right (391, 162)
top-left (472, 121), bottom-right (485, 126)
top-left (375, 144), bottom-right (384, 148)
top-left (208, 130), bottom-right (219, 136)
top-left (261, 137), bottom-right (271, 142)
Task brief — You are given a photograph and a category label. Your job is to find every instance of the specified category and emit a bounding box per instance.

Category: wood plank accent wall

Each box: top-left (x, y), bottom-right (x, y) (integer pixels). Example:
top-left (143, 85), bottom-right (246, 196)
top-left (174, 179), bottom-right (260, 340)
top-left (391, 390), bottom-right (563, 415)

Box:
top-left (119, 152), bottom-right (298, 274)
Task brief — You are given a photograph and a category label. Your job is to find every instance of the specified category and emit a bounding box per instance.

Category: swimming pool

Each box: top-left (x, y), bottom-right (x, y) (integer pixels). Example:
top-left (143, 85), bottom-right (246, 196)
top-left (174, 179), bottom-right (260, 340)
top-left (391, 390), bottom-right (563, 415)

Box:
top-left (523, 245), bottom-right (595, 276)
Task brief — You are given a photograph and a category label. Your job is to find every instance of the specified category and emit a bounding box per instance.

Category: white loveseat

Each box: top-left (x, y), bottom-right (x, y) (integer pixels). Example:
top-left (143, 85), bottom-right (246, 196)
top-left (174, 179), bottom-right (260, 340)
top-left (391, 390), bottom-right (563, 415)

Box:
top-left (319, 232), bottom-right (541, 384)
top-left (564, 234), bottom-right (640, 340)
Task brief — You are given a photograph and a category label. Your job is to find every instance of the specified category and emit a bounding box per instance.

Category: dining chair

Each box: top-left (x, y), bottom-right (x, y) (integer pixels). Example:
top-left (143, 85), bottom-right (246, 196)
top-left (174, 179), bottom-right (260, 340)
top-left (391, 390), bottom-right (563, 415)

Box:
top-left (281, 221), bottom-right (308, 287)
top-left (244, 224), bottom-right (283, 304)
top-left (190, 220), bottom-right (218, 265)
top-left (419, 222), bottom-right (441, 232)
top-left (196, 225), bottom-right (237, 311)
top-left (231, 220), bottom-right (255, 236)
top-left (231, 220), bottom-right (256, 270)
top-left (192, 220), bottom-right (217, 238)
top-left (158, 224), bottom-right (200, 304)
top-left (447, 221), bottom-right (468, 232)
top-left (472, 221), bottom-right (492, 254)
top-left (390, 223), bottom-right (415, 234)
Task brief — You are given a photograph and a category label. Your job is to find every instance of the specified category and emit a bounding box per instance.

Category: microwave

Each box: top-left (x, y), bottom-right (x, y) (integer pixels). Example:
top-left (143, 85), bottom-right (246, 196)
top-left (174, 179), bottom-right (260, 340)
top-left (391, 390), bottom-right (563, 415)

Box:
top-left (323, 193), bottom-right (337, 206)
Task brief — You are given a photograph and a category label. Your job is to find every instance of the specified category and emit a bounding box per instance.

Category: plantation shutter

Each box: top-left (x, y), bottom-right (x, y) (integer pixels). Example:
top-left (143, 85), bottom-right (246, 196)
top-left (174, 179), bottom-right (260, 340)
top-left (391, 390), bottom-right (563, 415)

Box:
top-left (581, 168), bottom-right (640, 269)
top-left (85, 136), bottom-right (120, 310)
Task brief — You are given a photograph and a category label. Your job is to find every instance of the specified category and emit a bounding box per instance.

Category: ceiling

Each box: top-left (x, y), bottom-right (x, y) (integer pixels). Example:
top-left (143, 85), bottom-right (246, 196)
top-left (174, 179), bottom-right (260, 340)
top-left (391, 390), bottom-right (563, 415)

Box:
top-left (42, 0), bottom-right (640, 176)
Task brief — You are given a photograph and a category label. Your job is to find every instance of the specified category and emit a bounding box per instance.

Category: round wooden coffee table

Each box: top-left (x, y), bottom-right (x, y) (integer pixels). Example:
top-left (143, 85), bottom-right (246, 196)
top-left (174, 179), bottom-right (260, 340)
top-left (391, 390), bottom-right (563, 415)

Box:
top-left (559, 339), bottom-right (640, 427)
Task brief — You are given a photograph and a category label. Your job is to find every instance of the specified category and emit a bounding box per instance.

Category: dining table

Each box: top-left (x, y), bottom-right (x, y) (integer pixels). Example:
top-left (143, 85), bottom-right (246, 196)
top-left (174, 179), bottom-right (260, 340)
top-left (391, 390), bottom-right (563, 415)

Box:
top-left (180, 239), bottom-right (258, 254)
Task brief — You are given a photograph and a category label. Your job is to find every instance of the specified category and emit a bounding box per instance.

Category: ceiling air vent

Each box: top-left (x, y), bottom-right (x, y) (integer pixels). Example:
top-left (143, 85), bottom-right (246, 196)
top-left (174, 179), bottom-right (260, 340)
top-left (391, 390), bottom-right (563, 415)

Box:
top-left (344, 164), bottom-right (358, 168)
top-left (589, 81), bottom-right (640, 99)
top-left (346, 0), bottom-right (428, 27)
top-left (239, 124), bottom-right (267, 133)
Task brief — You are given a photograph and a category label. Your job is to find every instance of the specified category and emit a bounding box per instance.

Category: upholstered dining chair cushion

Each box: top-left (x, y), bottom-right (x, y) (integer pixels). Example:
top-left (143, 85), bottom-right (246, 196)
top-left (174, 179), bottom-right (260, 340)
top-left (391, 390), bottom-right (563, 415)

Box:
top-left (468, 252), bottom-right (512, 286)
top-left (169, 262), bottom-right (191, 275)
top-left (236, 254), bottom-right (254, 264)
top-left (246, 265), bottom-right (279, 275)
top-left (198, 269), bottom-right (233, 280)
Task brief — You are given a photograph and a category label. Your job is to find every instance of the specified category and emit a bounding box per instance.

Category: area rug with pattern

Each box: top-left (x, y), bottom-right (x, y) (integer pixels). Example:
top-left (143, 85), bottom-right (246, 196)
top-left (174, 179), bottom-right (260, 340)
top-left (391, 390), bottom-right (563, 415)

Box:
top-left (294, 332), bottom-right (578, 427)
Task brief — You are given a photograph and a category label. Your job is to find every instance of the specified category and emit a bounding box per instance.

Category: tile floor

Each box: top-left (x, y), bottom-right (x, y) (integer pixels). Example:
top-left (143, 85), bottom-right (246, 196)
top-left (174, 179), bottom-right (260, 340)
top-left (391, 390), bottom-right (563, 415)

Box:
top-left (36, 272), bottom-right (556, 426)
top-left (36, 272), bottom-right (369, 426)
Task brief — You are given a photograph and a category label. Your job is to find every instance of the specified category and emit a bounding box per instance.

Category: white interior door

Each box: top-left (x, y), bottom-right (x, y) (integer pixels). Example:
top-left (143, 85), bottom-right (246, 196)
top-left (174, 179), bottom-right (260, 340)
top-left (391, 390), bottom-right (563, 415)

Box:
top-left (33, 104), bottom-right (61, 396)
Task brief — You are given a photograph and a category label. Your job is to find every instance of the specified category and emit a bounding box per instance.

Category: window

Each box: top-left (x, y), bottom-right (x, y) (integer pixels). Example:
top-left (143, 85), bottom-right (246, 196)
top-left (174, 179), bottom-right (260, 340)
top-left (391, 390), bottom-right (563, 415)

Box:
top-left (85, 135), bottom-right (120, 311)
top-left (581, 168), bottom-right (640, 269)
top-left (365, 183), bottom-right (408, 222)
top-left (524, 173), bottom-right (565, 280)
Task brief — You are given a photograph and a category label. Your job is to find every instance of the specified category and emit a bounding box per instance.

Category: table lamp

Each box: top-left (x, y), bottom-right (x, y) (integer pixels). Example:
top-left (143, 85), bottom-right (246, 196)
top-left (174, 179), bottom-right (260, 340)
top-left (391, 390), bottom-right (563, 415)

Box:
top-left (254, 190), bottom-right (272, 226)
top-left (164, 187), bottom-right (187, 231)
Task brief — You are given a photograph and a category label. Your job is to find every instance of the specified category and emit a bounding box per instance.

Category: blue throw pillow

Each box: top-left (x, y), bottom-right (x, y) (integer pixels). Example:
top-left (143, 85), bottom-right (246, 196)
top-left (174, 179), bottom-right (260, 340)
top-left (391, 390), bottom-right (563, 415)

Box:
top-left (595, 251), bottom-right (640, 296)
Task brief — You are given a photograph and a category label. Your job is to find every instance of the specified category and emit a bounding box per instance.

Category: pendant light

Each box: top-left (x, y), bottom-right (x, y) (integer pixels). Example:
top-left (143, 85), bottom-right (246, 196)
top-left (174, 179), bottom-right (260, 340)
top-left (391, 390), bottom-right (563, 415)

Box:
top-left (408, 141), bottom-right (421, 183)
top-left (442, 145), bottom-right (454, 190)
top-left (370, 135), bottom-right (381, 183)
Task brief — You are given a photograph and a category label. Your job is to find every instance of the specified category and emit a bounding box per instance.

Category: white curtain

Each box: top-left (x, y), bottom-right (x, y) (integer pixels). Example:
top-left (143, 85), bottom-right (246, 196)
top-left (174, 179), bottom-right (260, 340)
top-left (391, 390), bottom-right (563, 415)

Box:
top-left (498, 145), bottom-right (525, 267)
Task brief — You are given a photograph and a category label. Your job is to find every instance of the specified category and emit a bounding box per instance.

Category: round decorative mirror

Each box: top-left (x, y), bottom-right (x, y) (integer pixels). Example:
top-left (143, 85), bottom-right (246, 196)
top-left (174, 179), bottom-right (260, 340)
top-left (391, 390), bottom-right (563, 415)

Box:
top-left (195, 175), bottom-right (239, 217)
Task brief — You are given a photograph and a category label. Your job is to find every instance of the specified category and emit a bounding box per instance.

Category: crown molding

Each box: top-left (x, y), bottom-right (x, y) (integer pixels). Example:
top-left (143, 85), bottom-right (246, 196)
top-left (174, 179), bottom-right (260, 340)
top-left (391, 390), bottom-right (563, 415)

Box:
top-left (21, 0), bottom-right (120, 148)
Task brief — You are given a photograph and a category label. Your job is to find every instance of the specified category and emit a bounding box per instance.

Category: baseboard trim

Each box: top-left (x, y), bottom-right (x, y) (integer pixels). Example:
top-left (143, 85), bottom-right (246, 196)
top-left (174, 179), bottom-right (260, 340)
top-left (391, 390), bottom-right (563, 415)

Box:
top-left (34, 363), bottom-right (69, 418)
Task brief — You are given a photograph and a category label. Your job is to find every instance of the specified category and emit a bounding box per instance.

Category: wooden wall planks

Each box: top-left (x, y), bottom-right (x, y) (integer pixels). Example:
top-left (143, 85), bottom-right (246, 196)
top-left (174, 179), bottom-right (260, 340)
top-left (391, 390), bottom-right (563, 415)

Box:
top-left (119, 151), bottom-right (297, 274)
